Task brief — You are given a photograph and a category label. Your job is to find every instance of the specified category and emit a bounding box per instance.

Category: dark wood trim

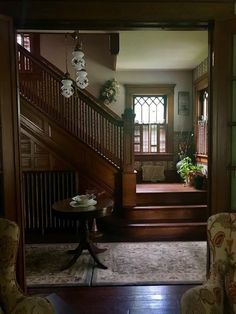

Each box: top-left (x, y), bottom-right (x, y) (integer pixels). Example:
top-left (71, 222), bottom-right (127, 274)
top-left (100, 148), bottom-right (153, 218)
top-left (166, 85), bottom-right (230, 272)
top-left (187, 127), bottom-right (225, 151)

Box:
top-left (0, 2), bottom-right (234, 29)
top-left (135, 153), bottom-right (174, 161)
top-left (0, 14), bottom-right (25, 290)
top-left (211, 19), bottom-right (236, 213)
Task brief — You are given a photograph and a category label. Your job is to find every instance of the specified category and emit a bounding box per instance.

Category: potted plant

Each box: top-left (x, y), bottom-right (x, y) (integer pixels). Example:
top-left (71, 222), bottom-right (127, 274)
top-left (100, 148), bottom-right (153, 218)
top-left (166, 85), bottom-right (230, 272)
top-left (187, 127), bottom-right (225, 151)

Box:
top-left (177, 156), bottom-right (203, 185)
top-left (193, 172), bottom-right (207, 190)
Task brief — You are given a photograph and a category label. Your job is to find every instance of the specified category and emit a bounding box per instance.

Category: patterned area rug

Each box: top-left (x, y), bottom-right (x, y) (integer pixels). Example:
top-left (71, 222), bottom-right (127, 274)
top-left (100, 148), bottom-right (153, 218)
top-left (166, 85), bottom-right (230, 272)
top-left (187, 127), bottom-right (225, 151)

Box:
top-left (26, 243), bottom-right (93, 287)
top-left (26, 241), bottom-right (207, 287)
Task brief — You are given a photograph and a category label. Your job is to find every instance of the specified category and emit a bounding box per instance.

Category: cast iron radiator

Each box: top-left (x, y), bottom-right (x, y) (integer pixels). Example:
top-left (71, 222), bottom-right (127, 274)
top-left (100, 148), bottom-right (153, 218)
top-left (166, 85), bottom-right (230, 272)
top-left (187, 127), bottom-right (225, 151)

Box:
top-left (22, 170), bottom-right (78, 235)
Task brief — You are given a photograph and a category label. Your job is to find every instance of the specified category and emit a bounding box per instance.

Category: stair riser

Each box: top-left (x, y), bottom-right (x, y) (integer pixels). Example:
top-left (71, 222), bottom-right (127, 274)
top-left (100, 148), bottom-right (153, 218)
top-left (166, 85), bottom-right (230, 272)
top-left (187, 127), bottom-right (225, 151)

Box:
top-left (124, 208), bottom-right (208, 222)
top-left (103, 225), bottom-right (207, 241)
top-left (136, 192), bottom-right (207, 206)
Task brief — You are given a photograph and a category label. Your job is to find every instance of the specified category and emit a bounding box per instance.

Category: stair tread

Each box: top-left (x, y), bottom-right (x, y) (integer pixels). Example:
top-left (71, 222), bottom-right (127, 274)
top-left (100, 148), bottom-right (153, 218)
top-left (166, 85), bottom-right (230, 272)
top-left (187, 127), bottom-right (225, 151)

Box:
top-left (101, 216), bottom-right (206, 226)
top-left (132, 204), bottom-right (207, 210)
top-left (128, 222), bottom-right (207, 227)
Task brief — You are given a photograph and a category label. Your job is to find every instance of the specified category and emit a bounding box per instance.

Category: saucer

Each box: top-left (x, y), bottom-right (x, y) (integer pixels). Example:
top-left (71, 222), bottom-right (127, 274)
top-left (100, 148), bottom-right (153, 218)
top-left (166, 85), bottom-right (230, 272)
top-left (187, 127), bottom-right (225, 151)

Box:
top-left (69, 199), bottom-right (97, 208)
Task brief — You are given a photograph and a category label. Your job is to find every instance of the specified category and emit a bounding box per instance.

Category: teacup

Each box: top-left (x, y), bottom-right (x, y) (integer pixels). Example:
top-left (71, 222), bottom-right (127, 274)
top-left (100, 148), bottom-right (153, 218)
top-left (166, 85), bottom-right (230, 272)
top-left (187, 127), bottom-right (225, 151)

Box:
top-left (72, 194), bottom-right (87, 203)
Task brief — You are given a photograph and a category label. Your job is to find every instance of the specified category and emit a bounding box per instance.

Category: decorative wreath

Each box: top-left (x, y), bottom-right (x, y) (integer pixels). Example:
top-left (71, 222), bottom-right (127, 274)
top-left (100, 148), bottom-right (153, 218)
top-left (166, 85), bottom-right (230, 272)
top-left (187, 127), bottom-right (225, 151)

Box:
top-left (99, 79), bottom-right (119, 105)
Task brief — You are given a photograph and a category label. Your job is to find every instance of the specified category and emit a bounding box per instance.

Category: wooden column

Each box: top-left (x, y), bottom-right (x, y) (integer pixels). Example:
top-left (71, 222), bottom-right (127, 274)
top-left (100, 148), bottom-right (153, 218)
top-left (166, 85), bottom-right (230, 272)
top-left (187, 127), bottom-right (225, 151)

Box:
top-left (122, 108), bottom-right (136, 207)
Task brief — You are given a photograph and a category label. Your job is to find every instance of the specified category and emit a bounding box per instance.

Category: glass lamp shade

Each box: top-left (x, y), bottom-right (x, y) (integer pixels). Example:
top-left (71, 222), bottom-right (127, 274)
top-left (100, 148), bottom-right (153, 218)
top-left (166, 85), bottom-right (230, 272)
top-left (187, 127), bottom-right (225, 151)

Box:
top-left (61, 78), bottom-right (74, 98)
top-left (71, 49), bottom-right (85, 70)
top-left (76, 69), bottom-right (89, 89)
top-left (76, 69), bottom-right (88, 79)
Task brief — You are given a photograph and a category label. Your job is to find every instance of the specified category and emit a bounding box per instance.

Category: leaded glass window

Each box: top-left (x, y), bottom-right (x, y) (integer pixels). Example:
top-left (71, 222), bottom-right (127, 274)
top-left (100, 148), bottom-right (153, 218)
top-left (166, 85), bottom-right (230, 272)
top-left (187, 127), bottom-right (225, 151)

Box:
top-left (134, 95), bottom-right (167, 153)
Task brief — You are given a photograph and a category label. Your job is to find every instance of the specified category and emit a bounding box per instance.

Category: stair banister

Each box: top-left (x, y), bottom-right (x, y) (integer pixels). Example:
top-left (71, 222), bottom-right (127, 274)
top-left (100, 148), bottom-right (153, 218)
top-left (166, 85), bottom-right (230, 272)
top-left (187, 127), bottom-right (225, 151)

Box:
top-left (122, 108), bottom-right (136, 207)
top-left (18, 43), bottom-right (139, 207)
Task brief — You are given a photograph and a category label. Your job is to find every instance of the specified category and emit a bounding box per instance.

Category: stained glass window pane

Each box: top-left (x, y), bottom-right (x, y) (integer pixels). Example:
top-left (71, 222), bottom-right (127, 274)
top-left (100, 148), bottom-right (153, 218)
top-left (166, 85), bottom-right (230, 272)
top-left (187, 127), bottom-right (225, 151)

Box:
top-left (150, 103), bottom-right (157, 123)
top-left (134, 95), bottom-right (166, 124)
top-left (157, 103), bottom-right (164, 123)
top-left (142, 103), bottom-right (149, 123)
top-left (133, 95), bottom-right (167, 153)
top-left (135, 103), bottom-right (142, 123)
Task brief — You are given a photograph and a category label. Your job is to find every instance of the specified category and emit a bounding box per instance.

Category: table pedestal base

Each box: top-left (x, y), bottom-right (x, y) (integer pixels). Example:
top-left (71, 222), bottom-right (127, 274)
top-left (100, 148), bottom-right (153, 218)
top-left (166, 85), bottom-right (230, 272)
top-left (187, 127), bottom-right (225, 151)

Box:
top-left (61, 219), bottom-right (107, 270)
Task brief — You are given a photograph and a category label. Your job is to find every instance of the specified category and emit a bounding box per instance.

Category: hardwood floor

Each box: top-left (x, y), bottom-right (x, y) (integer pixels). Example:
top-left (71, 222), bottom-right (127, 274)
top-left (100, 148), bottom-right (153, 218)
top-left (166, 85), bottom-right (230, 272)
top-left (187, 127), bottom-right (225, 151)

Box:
top-left (136, 182), bottom-right (204, 193)
top-left (29, 284), bottom-right (197, 314)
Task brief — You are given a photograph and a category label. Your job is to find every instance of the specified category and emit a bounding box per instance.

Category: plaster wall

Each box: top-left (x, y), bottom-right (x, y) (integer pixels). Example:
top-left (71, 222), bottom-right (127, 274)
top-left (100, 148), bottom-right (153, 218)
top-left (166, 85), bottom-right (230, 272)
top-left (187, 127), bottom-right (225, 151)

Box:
top-left (41, 33), bottom-right (193, 131)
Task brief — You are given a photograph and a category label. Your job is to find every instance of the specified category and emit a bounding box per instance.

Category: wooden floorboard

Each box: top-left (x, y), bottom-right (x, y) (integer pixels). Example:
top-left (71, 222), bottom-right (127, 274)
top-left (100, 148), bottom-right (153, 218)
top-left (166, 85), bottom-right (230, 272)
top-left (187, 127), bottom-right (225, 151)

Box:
top-left (29, 285), bottom-right (197, 314)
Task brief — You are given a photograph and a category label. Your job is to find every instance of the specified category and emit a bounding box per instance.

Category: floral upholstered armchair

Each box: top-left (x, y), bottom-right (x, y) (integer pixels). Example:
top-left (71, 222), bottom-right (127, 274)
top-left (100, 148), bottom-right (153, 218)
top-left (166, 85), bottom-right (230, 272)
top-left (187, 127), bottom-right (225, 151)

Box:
top-left (0, 218), bottom-right (55, 314)
top-left (181, 212), bottom-right (236, 314)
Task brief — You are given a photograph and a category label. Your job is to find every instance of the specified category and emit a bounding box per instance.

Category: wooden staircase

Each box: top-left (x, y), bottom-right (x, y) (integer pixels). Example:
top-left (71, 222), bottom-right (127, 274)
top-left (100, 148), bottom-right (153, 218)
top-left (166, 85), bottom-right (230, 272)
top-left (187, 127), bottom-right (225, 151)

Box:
top-left (100, 183), bottom-right (208, 241)
top-left (18, 44), bottom-right (208, 241)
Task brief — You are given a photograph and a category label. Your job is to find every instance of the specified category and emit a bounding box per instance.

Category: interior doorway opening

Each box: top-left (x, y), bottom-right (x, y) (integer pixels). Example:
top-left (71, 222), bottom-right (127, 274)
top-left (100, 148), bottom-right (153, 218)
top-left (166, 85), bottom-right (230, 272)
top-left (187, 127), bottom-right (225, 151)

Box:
top-left (17, 25), bottom-right (210, 242)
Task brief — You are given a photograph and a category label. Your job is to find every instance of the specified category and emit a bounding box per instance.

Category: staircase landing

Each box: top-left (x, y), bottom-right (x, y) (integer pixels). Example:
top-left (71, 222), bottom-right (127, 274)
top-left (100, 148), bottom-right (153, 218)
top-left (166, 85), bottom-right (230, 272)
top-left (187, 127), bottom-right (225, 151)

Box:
top-left (136, 182), bottom-right (203, 193)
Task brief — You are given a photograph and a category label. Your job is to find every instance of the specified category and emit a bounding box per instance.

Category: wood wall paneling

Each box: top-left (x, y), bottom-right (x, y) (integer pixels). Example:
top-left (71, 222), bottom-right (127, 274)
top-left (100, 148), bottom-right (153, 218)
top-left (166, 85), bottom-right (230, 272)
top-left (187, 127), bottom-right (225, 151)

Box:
top-left (20, 129), bottom-right (75, 171)
top-left (20, 99), bottom-right (119, 196)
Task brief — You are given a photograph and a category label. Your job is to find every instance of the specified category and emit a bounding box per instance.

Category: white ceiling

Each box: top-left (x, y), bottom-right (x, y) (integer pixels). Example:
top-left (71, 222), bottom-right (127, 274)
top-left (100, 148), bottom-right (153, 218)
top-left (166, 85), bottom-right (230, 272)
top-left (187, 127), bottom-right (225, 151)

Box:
top-left (116, 30), bottom-right (208, 70)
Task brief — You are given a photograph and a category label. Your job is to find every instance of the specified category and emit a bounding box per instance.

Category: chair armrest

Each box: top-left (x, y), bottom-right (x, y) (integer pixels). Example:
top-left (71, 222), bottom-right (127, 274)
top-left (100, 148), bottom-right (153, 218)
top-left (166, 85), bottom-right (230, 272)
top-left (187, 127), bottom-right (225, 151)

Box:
top-left (181, 282), bottom-right (224, 314)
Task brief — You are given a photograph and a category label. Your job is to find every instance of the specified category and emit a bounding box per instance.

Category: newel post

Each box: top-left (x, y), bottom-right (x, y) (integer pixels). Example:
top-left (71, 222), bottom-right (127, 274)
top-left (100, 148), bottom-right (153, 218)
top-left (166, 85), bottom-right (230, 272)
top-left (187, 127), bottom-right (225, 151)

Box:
top-left (122, 108), bottom-right (136, 207)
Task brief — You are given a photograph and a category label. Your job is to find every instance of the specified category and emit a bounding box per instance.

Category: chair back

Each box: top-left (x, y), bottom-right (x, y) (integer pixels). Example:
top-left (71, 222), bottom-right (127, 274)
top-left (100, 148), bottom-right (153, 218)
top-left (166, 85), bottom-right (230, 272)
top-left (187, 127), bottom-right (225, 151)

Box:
top-left (0, 218), bottom-right (19, 270)
top-left (207, 212), bottom-right (236, 312)
top-left (0, 218), bottom-right (55, 313)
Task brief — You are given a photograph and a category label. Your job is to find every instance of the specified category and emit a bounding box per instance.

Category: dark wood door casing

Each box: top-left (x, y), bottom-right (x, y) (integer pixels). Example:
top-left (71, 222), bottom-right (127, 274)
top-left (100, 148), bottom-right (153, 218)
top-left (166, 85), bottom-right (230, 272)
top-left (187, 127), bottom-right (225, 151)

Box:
top-left (211, 19), bottom-right (236, 214)
top-left (0, 1), bottom-right (234, 29)
top-left (0, 0), bottom-right (235, 292)
top-left (0, 15), bottom-right (25, 290)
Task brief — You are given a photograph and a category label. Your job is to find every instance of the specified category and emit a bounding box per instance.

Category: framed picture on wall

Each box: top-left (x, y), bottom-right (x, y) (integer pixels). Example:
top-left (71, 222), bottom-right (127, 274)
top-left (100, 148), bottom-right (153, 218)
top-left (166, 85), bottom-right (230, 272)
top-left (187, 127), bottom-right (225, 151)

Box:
top-left (178, 91), bottom-right (190, 116)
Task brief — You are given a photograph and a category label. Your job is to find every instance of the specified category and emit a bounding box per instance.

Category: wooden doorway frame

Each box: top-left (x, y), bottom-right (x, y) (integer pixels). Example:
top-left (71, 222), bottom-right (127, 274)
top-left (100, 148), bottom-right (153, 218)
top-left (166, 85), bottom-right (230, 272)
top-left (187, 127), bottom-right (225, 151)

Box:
top-left (0, 1), bottom-right (235, 289)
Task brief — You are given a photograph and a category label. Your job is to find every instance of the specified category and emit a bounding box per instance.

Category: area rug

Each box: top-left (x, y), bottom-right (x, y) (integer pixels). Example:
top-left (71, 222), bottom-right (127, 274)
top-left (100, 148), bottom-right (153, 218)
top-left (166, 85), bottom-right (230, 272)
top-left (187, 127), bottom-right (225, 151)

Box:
top-left (26, 243), bottom-right (93, 287)
top-left (92, 242), bottom-right (207, 286)
top-left (26, 241), bottom-right (207, 287)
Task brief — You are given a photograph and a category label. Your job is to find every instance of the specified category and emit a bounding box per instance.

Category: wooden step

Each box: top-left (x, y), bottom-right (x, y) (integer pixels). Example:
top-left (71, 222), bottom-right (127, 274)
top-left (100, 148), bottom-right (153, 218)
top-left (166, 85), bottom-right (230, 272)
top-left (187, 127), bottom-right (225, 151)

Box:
top-left (136, 183), bottom-right (207, 206)
top-left (122, 205), bottom-right (208, 222)
top-left (136, 190), bottom-right (207, 206)
top-left (99, 215), bottom-right (207, 241)
top-left (123, 222), bottom-right (207, 241)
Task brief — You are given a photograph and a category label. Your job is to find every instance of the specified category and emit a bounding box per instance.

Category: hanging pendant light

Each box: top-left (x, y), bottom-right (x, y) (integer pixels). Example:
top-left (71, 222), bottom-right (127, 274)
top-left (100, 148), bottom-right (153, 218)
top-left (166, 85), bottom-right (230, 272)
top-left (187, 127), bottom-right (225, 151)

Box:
top-left (71, 43), bottom-right (85, 70)
top-left (72, 31), bottom-right (89, 90)
top-left (61, 34), bottom-right (74, 98)
top-left (76, 69), bottom-right (89, 89)
top-left (61, 72), bottom-right (74, 98)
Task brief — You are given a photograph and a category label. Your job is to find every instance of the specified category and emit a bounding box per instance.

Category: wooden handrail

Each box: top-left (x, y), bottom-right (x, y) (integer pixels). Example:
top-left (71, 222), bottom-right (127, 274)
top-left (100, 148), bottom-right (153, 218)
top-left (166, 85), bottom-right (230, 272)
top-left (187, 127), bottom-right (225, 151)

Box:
top-left (18, 44), bottom-right (123, 168)
top-left (18, 44), bottom-right (122, 124)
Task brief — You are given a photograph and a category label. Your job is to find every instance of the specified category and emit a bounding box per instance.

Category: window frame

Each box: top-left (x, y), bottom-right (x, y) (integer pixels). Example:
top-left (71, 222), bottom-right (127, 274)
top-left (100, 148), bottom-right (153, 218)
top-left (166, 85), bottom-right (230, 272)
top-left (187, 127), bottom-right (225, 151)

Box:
top-left (17, 32), bottom-right (40, 56)
top-left (125, 84), bottom-right (175, 155)
top-left (194, 74), bottom-right (208, 163)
